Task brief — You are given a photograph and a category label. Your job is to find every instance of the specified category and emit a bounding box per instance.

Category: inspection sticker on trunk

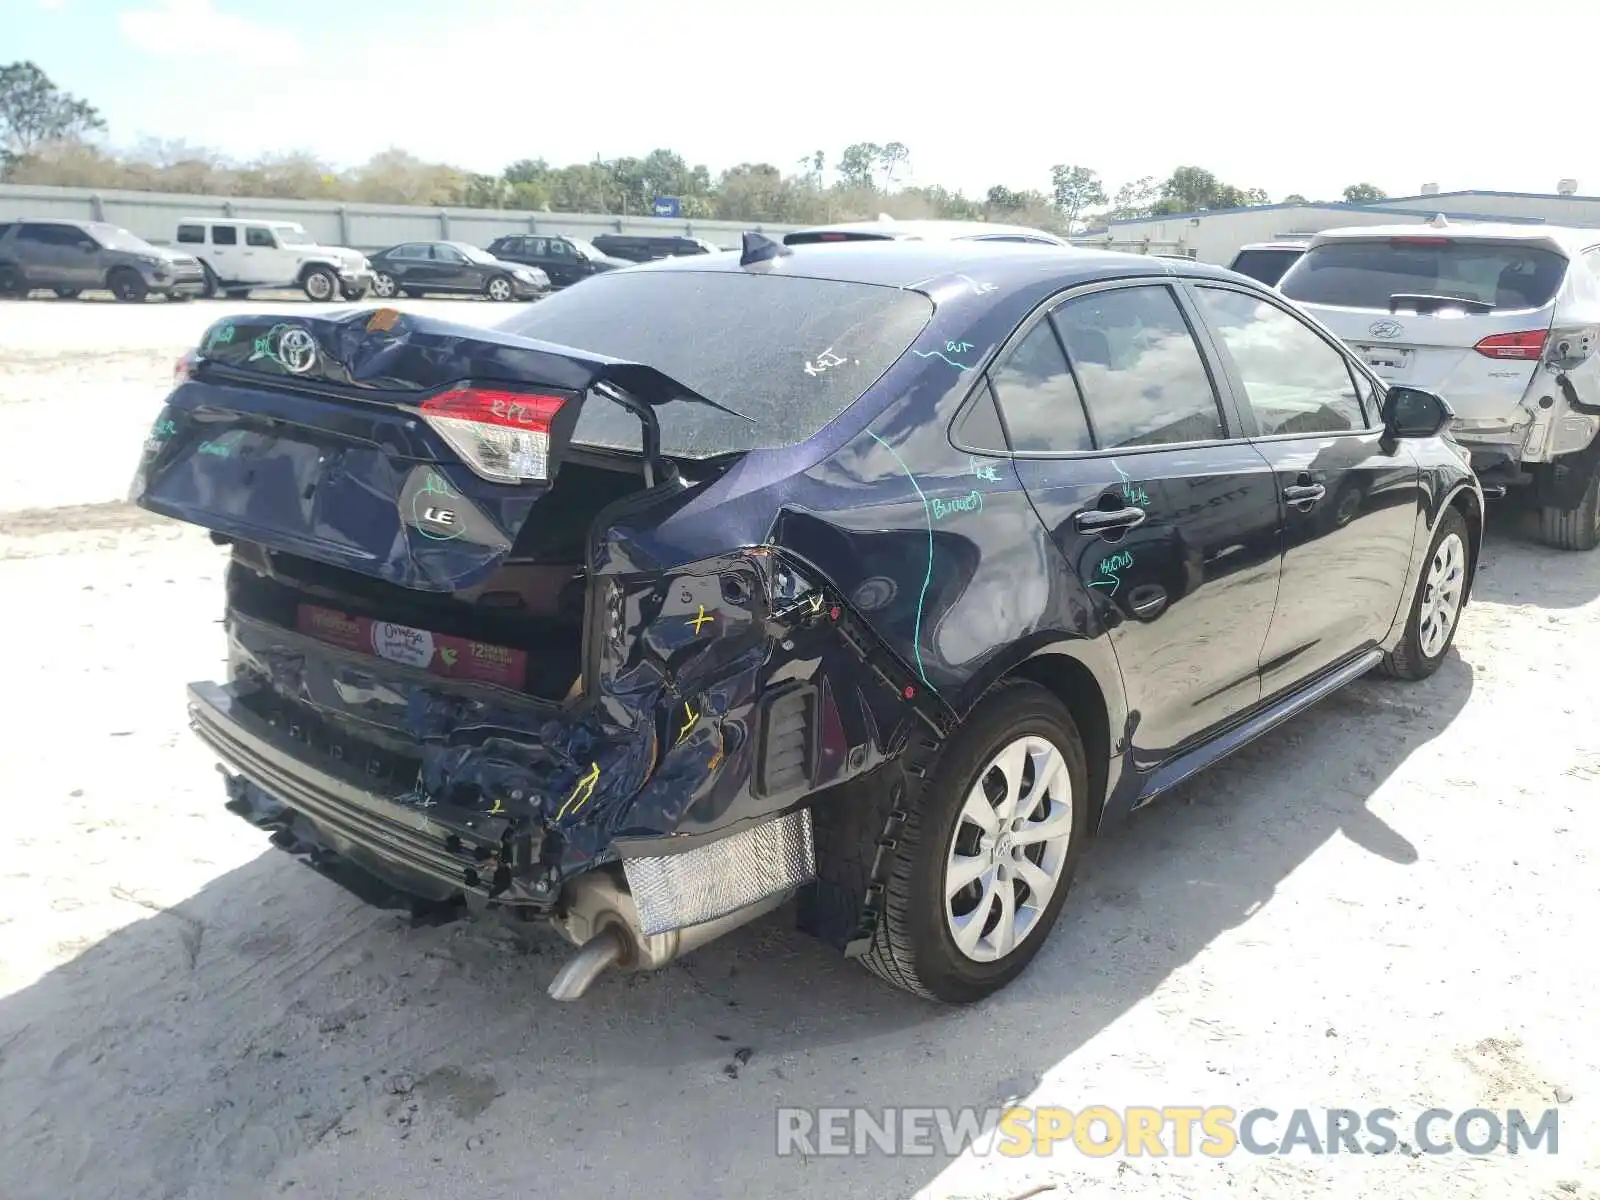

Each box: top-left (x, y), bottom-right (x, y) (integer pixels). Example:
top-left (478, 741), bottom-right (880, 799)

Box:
top-left (295, 604), bottom-right (528, 688)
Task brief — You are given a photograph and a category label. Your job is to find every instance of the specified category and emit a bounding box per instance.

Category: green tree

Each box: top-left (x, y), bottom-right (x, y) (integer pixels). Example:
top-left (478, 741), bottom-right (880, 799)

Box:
top-left (837, 142), bottom-right (881, 189)
top-left (0, 61), bottom-right (105, 170)
top-left (879, 141), bottom-right (910, 188)
top-left (1283, 193), bottom-right (1309, 204)
top-left (1048, 164), bottom-right (1106, 226)
top-left (986, 184), bottom-right (1024, 211)
top-left (1106, 176), bottom-right (1158, 220)
top-left (1343, 182), bottom-right (1386, 203)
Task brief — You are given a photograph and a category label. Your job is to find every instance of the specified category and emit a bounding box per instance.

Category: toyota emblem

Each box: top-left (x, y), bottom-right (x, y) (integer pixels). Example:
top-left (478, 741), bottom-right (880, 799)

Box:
top-left (277, 327), bottom-right (319, 374)
top-left (1368, 319), bottom-right (1404, 340)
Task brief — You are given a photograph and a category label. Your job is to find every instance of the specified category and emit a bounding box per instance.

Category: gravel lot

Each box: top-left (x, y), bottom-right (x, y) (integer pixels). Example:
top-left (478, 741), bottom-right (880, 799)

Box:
top-left (1, 295), bottom-right (1597, 1200)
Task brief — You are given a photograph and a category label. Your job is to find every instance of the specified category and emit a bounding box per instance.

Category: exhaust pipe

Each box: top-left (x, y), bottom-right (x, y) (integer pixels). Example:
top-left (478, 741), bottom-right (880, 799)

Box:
top-left (545, 871), bottom-right (793, 1001)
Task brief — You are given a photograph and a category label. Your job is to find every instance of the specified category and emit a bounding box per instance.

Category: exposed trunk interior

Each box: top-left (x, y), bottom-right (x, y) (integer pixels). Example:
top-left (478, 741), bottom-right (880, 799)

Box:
top-left (225, 459), bottom-right (648, 702)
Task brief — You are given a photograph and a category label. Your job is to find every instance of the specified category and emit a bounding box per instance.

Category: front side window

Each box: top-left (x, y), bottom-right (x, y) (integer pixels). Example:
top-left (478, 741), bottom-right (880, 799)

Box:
top-left (987, 320), bottom-right (1093, 453)
top-left (1193, 286), bottom-right (1370, 434)
top-left (245, 226), bottom-right (276, 248)
top-left (1051, 285), bottom-right (1226, 449)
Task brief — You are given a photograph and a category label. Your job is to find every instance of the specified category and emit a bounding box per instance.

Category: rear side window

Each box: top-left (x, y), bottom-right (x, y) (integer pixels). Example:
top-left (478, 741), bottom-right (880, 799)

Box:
top-left (498, 272), bottom-right (934, 458)
top-left (211, 225), bottom-right (238, 246)
top-left (177, 224), bottom-right (205, 244)
top-left (1051, 286), bottom-right (1225, 449)
top-left (1193, 286), bottom-right (1371, 434)
top-left (1229, 248), bottom-right (1302, 286)
top-left (988, 321), bottom-right (1093, 453)
top-left (1279, 239), bottom-right (1568, 312)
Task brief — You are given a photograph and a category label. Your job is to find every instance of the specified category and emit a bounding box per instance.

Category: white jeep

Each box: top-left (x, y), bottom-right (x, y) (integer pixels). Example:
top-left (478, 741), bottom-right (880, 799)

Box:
top-left (174, 219), bottom-right (375, 302)
top-left (1281, 218), bottom-right (1600, 549)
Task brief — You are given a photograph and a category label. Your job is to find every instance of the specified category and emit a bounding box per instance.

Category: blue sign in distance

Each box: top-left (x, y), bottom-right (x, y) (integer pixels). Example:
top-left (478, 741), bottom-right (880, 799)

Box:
top-left (652, 196), bottom-right (682, 218)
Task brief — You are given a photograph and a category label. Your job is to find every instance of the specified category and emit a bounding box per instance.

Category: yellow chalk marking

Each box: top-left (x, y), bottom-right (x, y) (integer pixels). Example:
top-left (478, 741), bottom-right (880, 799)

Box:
top-left (808, 593), bottom-right (824, 614)
top-left (677, 702), bottom-right (698, 746)
top-left (488, 796), bottom-right (504, 815)
top-left (556, 762), bottom-right (601, 820)
top-left (687, 604), bottom-right (715, 633)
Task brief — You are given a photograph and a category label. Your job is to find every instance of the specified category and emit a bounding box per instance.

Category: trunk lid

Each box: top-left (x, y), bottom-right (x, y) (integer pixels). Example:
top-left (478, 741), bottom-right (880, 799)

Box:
top-left (1280, 234), bottom-right (1568, 424)
top-left (131, 307), bottom-right (740, 593)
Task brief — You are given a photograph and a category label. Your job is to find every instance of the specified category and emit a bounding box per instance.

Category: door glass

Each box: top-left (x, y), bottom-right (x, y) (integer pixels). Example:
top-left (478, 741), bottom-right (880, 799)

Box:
top-left (177, 224), bottom-right (205, 244)
top-left (1051, 286), bottom-right (1226, 449)
top-left (1193, 286), bottom-right (1370, 433)
top-left (211, 225), bottom-right (238, 246)
top-left (988, 321), bottom-right (1093, 453)
top-left (245, 226), bottom-right (276, 248)
top-left (432, 245), bottom-right (465, 263)
top-left (546, 240), bottom-right (572, 258)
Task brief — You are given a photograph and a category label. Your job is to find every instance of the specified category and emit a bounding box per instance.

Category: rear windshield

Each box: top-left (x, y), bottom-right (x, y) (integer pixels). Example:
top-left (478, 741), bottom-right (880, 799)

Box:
top-left (495, 271), bottom-right (934, 458)
top-left (1279, 239), bottom-right (1568, 312)
top-left (1229, 248), bottom-right (1303, 286)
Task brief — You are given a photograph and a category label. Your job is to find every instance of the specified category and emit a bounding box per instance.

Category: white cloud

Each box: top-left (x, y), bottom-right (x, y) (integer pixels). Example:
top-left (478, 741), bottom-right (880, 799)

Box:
top-left (118, 0), bottom-right (306, 65)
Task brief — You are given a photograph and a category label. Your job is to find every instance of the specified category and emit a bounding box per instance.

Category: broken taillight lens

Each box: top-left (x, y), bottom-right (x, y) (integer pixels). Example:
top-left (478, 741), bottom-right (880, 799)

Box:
top-left (174, 350), bottom-right (199, 383)
top-left (418, 386), bottom-right (567, 484)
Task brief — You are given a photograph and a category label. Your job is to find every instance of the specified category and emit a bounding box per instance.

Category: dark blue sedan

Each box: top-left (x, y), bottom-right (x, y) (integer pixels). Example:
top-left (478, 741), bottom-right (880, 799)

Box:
top-left (131, 236), bottom-right (1481, 1004)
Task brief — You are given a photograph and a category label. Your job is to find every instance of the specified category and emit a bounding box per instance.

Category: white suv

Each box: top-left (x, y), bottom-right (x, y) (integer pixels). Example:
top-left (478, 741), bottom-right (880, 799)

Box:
top-left (174, 219), bottom-right (375, 302)
top-left (1279, 219), bottom-right (1600, 549)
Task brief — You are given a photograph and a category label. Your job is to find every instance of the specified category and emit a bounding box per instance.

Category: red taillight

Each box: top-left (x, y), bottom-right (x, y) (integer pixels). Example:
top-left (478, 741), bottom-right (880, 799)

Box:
top-left (174, 350), bottom-right (198, 383)
top-left (1391, 237), bottom-right (1451, 246)
top-left (819, 232), bottom-right (848, 241)
top-left (418, 386), bottom-right (567, 484)
top-left (1473, 331), bottom-right (1547, 360)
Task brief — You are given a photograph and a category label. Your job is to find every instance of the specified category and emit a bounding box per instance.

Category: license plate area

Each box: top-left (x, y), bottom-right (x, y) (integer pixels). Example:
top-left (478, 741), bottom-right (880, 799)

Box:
top-left (295, 603), bottom-right (529, 689)
top-left (244, 688), bottom-right (422, 792)
top-left (1356, 344), bottom-right (1412, 377)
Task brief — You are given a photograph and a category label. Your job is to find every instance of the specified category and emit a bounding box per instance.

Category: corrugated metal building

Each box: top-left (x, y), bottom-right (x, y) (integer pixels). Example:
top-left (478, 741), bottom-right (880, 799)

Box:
top-left (1079, 186), bottom-right (1600, 265)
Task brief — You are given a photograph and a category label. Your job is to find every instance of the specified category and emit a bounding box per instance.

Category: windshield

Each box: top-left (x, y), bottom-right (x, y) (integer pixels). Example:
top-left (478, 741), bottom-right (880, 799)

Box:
top-left (1229, 248), bottom-right (1303, 286)
top-left (1280, 239), bottom-right (1568, 312)
top-left (567, 238), bottom-right (606, 261)
top-left (453, 243), bottom-right (498, 264)
top-left (495, 271), bottom-right (934, 458)
top-left (89, 224), bottom-right (155, 252)
top-left (273, 225), bottom-right (313, 246)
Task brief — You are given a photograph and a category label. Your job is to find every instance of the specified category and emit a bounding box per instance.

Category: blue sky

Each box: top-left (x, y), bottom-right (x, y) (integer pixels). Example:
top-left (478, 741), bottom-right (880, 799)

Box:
top-left (10, 0), bottom-right (1600, 203)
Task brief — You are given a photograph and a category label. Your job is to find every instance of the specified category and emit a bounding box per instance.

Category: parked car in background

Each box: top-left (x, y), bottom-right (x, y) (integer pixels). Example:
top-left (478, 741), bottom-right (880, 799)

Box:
top-left (485, 234), bottom-right (631, 288)
top-left (175, 219), bottom-right (373, 302)
top-left (590, 233), bottom-right (721, 263)
top-left (782, 217), bottom-right (1070, 246)
top-left (368, 241), bottom-right (549, 301)
top-left (135, 238), bottom-right (1478, 1007)
top-left (1227, 240), bottom-right (1310, 286)
top-left (1280, 219), bottom-right (1600, 549)
top-left (0, 218), bottom-right (206, 302)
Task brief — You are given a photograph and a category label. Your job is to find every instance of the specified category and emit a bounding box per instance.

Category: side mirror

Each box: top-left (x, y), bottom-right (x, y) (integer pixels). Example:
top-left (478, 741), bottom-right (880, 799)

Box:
top-left (1381, 385), bottom-right (1454, 439)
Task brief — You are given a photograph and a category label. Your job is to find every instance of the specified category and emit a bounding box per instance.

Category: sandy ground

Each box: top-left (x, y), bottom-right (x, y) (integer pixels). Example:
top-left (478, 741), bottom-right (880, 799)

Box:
top-left (1, 296), bottom-right (1597, 1200)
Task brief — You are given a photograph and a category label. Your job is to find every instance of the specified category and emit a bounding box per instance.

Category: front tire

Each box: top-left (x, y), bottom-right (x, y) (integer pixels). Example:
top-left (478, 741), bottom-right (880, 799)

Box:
top-left (1379, 505), bottom-right (1469, 681)
top-left (340, 282), bottom-right (369, 301)
top-left (1538, 467), bottom-right (1600, 551)
top-left (857, 680), bottom-right (1089, 1003)
top-left (108, 268), bottom-right (148, 303)
top-left (0, 264), bottom-right (19, 296)
top-left (485, 274), bottom-right (514, 302)
top-left (372, 272), bottom-right (398, 299)
top-left (302, 266), bottom-right (337, 302)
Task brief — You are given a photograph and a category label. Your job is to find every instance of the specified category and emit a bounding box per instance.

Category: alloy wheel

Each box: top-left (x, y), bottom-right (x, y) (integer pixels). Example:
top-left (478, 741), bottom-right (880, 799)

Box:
top-left (944, 735), bottom-right (1075, 963)
top-left (1418, 532), bottom-right (1465, 658)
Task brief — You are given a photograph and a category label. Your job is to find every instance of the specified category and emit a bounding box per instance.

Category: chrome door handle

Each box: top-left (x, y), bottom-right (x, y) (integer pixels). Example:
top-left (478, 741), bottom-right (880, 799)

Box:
top-left (1283, 484), bottom-right (1326, 504)
top-left (1074, 506), bottom-right (1147, 534)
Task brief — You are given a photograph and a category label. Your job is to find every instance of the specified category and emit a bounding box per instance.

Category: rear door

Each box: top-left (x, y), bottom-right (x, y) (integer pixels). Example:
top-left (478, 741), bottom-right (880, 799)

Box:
top-left (995, 280), bottom-right (1285, 758)
top-left (1188, 282), bottom-right (1420, 693)
top-left (1278, 234), bottom-right (1567, 425)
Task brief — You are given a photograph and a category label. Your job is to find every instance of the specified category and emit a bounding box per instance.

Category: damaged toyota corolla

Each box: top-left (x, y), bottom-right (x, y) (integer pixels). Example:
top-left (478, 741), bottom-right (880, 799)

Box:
top-left (131, 234), bottom-right (1481, 1004)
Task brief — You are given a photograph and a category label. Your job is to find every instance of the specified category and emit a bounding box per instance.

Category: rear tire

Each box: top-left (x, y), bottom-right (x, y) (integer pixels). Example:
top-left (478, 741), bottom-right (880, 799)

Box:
top-left (1379, 506), bottom-right (1469, 681)
top-left (199, 262), bottom-right (220, 299)
top-left (485, 274), bottom-right (514, 302)
top-left (109, 268), bottom-right (148, 303)
top-left (1538, 467), bottom-right (1600, 551)
top-left (372, 272), bottom-right (398, 299)
top-left (856, 680), bottom-right (1089, 1003)
top-left (302, 266), bottom-right (337, 302)
top-left (53, 287), bottom-right (81, 300)
top-left (401, 287), bottom-right (423, 298)
top-left (223, 288), bottom-right (250, 300)
top-left (0, 264), bottom-right (19, 296)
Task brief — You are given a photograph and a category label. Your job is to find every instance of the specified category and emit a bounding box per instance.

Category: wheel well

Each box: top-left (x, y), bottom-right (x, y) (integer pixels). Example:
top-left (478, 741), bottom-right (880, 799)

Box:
top-left (1450, 488), bottom-right (1483, 603)
top-left (1010, 654), bottom-right (1111, 831)
top-left (296, 262), bottom-right (335, 282)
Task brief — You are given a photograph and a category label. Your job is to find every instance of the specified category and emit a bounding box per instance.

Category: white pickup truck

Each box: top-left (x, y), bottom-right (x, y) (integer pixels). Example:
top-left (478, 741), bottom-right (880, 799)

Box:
top-left (174, 218), bottom-right (374, 301)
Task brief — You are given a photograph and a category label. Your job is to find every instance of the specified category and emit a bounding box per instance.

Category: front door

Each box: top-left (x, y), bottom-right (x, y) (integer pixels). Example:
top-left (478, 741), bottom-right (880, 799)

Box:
top-left (1187, 283), bottom-right (1421, 696)
top-left (207, 224), bottom-right (245, 283)
top-left (997, 281), bottom-right (1285, 760)
top-left (428, 244), bottom-right (476, 291)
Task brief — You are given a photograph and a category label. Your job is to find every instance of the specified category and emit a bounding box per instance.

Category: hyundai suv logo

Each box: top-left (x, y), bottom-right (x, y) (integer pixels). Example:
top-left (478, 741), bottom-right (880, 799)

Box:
top-left (1368, 319), bottom-right (1404, 339)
